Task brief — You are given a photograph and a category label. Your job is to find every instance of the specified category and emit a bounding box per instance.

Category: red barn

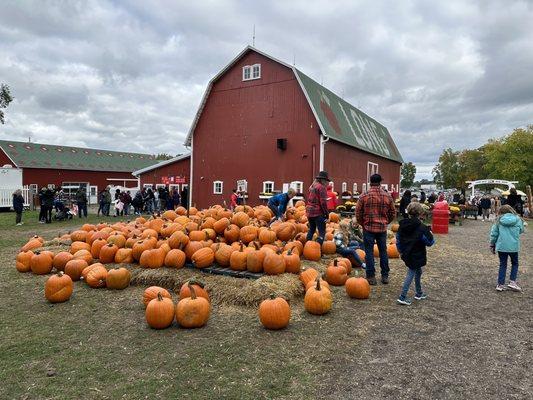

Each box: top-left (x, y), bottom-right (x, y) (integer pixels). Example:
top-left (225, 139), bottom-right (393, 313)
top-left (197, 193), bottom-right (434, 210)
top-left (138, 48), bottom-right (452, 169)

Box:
top-left (185, 47), bottom-right (403, 209)
top-left (133, 153), bottom-right (190, 194)
top-left (0, 139), bottom-right (158, 201)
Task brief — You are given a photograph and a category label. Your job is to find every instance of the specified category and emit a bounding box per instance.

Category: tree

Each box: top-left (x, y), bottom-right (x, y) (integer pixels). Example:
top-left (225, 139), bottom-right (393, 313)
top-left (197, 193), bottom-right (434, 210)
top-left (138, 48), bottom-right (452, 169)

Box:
top-left (432, 148), bottom-right (460, 189)
top-left (0, 84), bottom-right (13, 124)
top-left (400, 162), bottom-right (416, 188)
top-left (154, 153), bottom-right (174, 160)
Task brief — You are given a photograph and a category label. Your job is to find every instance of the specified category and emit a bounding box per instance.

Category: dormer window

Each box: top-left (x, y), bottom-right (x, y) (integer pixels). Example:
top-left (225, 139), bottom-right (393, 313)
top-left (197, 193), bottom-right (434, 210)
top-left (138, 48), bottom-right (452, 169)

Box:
top-left (242, 64), bottom-right (261, 81)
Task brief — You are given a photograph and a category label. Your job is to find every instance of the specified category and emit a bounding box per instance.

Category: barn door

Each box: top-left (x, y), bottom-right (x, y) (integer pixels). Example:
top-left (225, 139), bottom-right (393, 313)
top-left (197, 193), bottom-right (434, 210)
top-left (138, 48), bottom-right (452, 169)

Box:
top-left (89, 185), bottom-right (98, 205)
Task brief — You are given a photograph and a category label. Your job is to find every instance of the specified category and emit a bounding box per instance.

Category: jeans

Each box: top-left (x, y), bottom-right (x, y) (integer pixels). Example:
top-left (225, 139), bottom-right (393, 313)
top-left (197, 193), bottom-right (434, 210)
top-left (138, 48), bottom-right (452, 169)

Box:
top-left (43, 206), bottom-right (52, 223)
top-left (103, 203), bottom-right (110, 216)
top-left (482, 208), bottom-right (490, 220)
top-left (399, 267), bottom-right (423, 300)
top-left (498, 252), bottom-right (519, 285)
top-left (123, 204), bottom-right (130, 216)
top-left (363, 230), bottom-right (389, 278)
top-left (78, 203), bottom-right (87, 218)
top-left (306, 215), bottom-right (326, 245)
top-left (337, 246), bottom-right (364, 267)
top-left (268, 203), bottom-right (280, 219)
top-left (146, 199), bottom-right (154, 213)
top-left (16, 212), bottom-right (22, 224)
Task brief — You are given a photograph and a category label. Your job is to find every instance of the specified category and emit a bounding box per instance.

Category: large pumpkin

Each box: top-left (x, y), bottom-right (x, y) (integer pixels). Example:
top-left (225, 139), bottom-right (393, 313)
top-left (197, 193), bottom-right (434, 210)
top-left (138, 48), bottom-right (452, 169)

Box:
top-left (175, 284), bottom-right (211, 328)
top-left (73, 249), bottom-right (93, 264)
top-left (223, 224), bottom-right (240, 243)
top-left (106, 267), bottom-right (131, 289)
top-left (345, 277), bottom-right (371, 299)
top-left (52, 251), bottom-right (74, 272)
top-left (232, 211), bottom-right (250, 228)
top-left (299, 267), bottom-right (319, 287)
top-left (164, 249), bottom-right (186, 268)
top-left (229, 243), bottom-right (247, 271)
top-left (143, 286), bottom-right (171, 307)
top-left (179, 280), bottom-right (210, 302)
top-left (282, 248), bottom-right (300, 274)
top-left (258, 294), bottom-right (291, 330)
top-left (191, 247), bottom-right (214, 269)
top-left (275, 222), bottom-right (297, 241)
top-left (132, 240), bottom-right (154, 261)
top-left (321, 240), bottom-right (336, 255)
top-left (139, 248), bottom-right (166, 269)
top-left (16, 250), bottom-right (34, 273)
top-left (99, 243), bottom-right (119, 264)
top-left (213, 217), bottom-right (230, 234)
top-left (325, 259), bottom-right (348, 286)
top-left (263, 251), bottom-right (286, 275)
top-left (30, 252), bottom-right (54, 275)
top-left (64, 259), bottom-right (88, 281)
top-left (214, 243), bottom-right (234, 267)
top-left (258, 228), bottom-right (277, 245)
top-left (70, 230), bottom-right (88, 242)
top-left (85, 265), bottom-right (108, 288)
top-left (70, 241), bottom-right (91, 254)
top-left (146, 293), bottom-right (175, 329)
top-left (239, 225), bottom-right (258, 244)
top-left (303, 241), bottom-right (321, 261)
top-left (304, 277), bottom-right (333, 315)
top-left (45, 271), bottom-right (73, 303)
top-left (246, 246), bottom-right (265, 273)
top-left (114, 248), bottom-right (134, 264)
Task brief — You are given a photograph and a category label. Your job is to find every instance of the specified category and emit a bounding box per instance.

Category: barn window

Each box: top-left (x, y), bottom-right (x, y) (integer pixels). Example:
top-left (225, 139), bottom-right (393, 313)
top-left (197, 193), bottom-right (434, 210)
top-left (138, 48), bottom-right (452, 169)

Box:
top-left (143, 184), bottom-right (153, 189)
top-left (353, 183), bottom-right (358, 194)
top-left (290, 181), bottom-right (303, 194)
top-left (263, 181), bottom-right (274, 194)
top-left (242, 66), bottom-right (251, 81)
top-left (213, 181), bottom-right (223, 194)
top-left (252, 64), bottom-right (261, 79)
top-left (341, 182), bottom-right (347, 193)
top-left (362, 183), bottom-right (367, 193)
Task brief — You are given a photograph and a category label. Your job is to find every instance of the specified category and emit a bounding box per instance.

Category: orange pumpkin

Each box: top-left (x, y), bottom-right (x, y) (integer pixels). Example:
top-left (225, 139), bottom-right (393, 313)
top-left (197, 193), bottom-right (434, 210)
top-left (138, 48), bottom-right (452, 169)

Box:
top-left (30, 251), bottom-right (53, 275)
top-left (106, 267), bottom-right (131, 289)
top-left (231, 211), bottom-right (250, 228)
top-left (246, 246), bottom-right (265, 273)
top-left (214, 243), bottom-right (235, 267)
top-left (304, 277), bottom-right (333, 315)
top-left (345, 277), bottom-right (371, 299)
top-left (258, 294), bottom-right (291, 330)
top-left (329, 212), bottom-right (340, 223)
top-left (325, 259), bottom-right (348, 286)
top-left (275, 222), bottom-right (297, 241)
top-left (139, 248), bottom-right (166, 269)
top-left (70, 241), bottom-right (91, 254)
top-left (387, 244), bottom-right (400, 258)
top-left (263, 251), bottom-right (286, 275)
top-left (303, 241), bottom-right (321, 261)
top-left (321, 240), bottom-right (336, 255)
top-left (305, 278), bottom-right (330, 292)
top-left (175, 284), bottom-right (211, 328)
top-left (258, 228), bottom-right (277, 245)
top-left (70, 230), bottom-right (88, 242)
top-left (99, 243), bottom-right (119, 264)
top-left (164, 249), bottom-right (186, 268)
top-left (229, 243), bottom-right (247, 271)
top-left (179, 280), bottom-right (210, 302)
top-left (213, 217), bottom-right (230, 234)
top-left (143, 286), bottom-right (171, 307)
top-left (184, 241), bottom-right (203, 261)
top-left (239, 225), bottom-right (258, 244)
top-left (191, 247), bottom-right (214, 269)
top-left (64, 259), bottom-right (88, 281)
top-left (21, 235), bottom-right (44, 252)
top-left (223, 224), bottom-right (240, 243)
top-left (16, 250), bottom-right (34, 273)
top-left (90, 238), bottom-right (108, 259)
top-left (51, 251), bottom-right (74, 272)
top-left (146, 293), bottom-right (175, 329)
top-left (114, 248), bottom-right (134, 264)
top-left (283, 248), bottom-right (301, 274)
top-left (85, 265), bottom-right (108, 288)
top-left (45, 271), bottom-right (73, 303)
top-left (300, 267), bottom-right (319, 287)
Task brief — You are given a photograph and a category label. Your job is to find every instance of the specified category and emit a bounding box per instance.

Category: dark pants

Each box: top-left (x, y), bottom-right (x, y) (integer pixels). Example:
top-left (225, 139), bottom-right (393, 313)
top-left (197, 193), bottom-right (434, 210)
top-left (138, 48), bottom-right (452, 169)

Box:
top-left (43, 206), bottom-right (52, 223)
top-left (268, 203), bottom-right (280, 219)
top-left (336, 246), bottom-right (364, 267)
top-left (78, 203), bottom-right (87, 218)
top-left (97, 202), bottom-right (103, 216)
top-left (306, 216), bottom-right (326, 244)
top-left (124, 204), bottom-right (130, 215)
top-left (498, 252), bottom-right (519, 285)
top-left (103, 203), bottom-right (110, 216)
top-left (16, 212), bottom-right (22, 224)
top-left (399, 267), bottom-right (423, 300)
top-left (363, 230), bottom-right (389, 278)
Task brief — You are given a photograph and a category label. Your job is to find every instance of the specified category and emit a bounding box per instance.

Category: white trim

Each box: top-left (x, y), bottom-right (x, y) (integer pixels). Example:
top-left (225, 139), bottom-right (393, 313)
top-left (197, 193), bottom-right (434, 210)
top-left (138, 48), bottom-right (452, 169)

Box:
top-left (262, 180), bottom-right (274, 193)
top-left (0, 144), bottom-right (19, 167)
top-left (155, 184), bottom-right (166, 189)
top-left (342, 182), bottom-right (347, 192)
top-left (107, 178), bottom-right (139, 181)
top-left (353, 183), bottom-right (358, 193)
top-left (189, 134), bottom-right (193, 207)
top-left (143, 183), bottom-right (153, 189)
top-left (290, 181), bottom-right (303, 194)
top-left (242, 65), bottom-right (251, 80)
top-left (319, 135), bottom-right (329, 171)
top-left (213, 180), bottom-right (223, 194)
top-left (132, 153), bottom-right (190, 176)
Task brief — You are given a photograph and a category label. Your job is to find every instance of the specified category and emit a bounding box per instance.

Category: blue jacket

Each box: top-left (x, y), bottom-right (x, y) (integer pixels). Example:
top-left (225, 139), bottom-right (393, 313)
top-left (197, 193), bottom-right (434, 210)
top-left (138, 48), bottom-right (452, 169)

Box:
top-left (490, 214), bottom-right (524, 252)
top-left (268, 193), bottom-right (290, 215)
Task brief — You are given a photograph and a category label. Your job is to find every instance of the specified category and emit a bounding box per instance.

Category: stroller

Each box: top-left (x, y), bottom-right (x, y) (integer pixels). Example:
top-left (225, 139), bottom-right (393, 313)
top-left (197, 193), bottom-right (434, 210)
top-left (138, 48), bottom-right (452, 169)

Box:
top-left (54, 202), bottom-right (74, 221)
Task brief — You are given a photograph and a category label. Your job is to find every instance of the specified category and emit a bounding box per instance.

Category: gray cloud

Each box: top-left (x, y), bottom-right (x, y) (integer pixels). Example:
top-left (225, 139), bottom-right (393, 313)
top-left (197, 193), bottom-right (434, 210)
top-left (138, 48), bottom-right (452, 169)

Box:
top-left (1, 0), bottom-right (532, 180)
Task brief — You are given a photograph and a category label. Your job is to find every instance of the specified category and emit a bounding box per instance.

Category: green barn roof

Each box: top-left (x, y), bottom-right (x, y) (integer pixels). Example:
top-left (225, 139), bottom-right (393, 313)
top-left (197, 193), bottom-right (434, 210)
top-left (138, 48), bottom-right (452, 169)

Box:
top-left (294, 69), bottom-right (403, 163)
top-left (0, 139), bottom-right (158, 172)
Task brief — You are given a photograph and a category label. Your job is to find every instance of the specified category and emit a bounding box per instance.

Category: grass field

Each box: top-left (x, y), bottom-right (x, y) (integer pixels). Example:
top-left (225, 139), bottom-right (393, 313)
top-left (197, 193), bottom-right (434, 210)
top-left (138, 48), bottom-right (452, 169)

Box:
top-left (0, 210), bottom-right (531, 399)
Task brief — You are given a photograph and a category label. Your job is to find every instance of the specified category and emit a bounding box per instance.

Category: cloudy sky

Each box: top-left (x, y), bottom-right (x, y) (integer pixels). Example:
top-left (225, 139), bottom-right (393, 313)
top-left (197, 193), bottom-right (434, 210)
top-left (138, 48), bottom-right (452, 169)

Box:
top-left (1, 0), bottom-right (532, 179)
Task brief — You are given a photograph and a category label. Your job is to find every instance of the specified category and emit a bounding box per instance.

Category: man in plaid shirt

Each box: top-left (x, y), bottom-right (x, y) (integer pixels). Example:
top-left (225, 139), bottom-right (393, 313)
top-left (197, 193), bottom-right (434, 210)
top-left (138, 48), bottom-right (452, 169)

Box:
top-left (355, 174), bottom-right (396, 285)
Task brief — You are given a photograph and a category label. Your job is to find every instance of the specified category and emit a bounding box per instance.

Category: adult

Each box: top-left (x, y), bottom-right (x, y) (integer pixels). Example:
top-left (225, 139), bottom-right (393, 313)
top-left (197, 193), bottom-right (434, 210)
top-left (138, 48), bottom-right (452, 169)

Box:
top-left (399, 190), bottom-right (411, 219)
top-left (420, 190), bottom-right (426, 203)
top-left (97, 191), bottom-right (105, 216)
top-left (132, 191), bottom-right (144, 215)
top-left (171, 189), bottom-right (180, 210)
top-left (144, 188), bottom-right (155, 213)
top-left (38, 187), bottom-right (47, 223)
top-left (42, 187), bottom-right (54, 224)
top-left (114, 189), bottom-right (123, 217)
top-left (427, 192), bottom-right (437, 204)
top-left (458, 195), bottom-right (466, 205)
top-left (506, 188), bottom-right (524, 216)
top-left (75, 187), bottom-right (88, 218)
top-left (305, 171), bottom-right (330, 245)
top-left (180, 186), bottom-right (188, 209)
top-left (121, 190), bottom-right (132, 216)
top-left (13, 189), bottom-right (24, 226)
top-left (326, 183), bottom-right (338, 212)
top-left (355, 174), bottom-right (396, 285)
top-left (230, 189), bottom-right (238, 211)
top-left (158, 187), bottom-right (167, 211)
top-left (480, 195), bottom-right (491, 221)
top-left (268, 188), bottom-right (296, 222)
top-left (102, 187), bottom-right (112, 216)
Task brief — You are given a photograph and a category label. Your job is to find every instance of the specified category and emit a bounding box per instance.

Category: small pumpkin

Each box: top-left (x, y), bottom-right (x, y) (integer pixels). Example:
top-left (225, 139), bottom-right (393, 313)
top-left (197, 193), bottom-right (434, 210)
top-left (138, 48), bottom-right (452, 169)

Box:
top-left (325, 259), bottom-right (348, 286)
top-left (70, 241), bottom-right (91, 254)
top-left (106, 267), bottom-right (131, 289)
top-left (16, 250), bottom-right (34, 273)
top-left (45, 271), bottom-right (73, 303)
top-left (387, 244), bottom-right (400, 258)
top-left (139, 247), bottom-right (166, 269)
top-left (303, 241), bottom-right (321, 261)
top-left (258, 294), bottom-right (291, 330)
top-left (143, 286), bottom-right (172, 307)
top-left (164, 249), bottom-right (186, 268)
top-left (21, 235), bottom-right (44, 252)
top-left (321, 240), bottom-right (336, 255)
top-left (146, 292), bottom-right (175, 329)
top-left (229, 243), bottom-right (247, 271)
top-left (282, 248), bottom-right (301, 274)
top-left (52, 251), bottom-right (74, 272)
top-left (175, 284), bottom-right (211, 328)
top-left (258, 228), bottom-right (277, 245)
top-left (223, 224), bottom-right (240, 243)
top-left (305, 278), bottom-right (330, 292)
top-left (304, 277), bottom-right (333, 315)
top-left (99, 243), bottom-right (119, 264)
top-left (300, 267), bottom-right (319, 287)
top-left (64, 259), bottom-right (88, 281)
top-left (246, 245), bottom-right (265, 273)
top-left (114, 248), bottom-right (134, 263)
top-left (30, 251), bottom-right (54, 275)
top-left (239, 225), bottom-right (258, 244)
top-left (179, 280), bottom-right (210, 302)
top-left (345, 277), bottom-right (371, 299)
top-left (85, 265), bottom-right (108, 288)
top-left (184, 241), bottom-right (203, 261)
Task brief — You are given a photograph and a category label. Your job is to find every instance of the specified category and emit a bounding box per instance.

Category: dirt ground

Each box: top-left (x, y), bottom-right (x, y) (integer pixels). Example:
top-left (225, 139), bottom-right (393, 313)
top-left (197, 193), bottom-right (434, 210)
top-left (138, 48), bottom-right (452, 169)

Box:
top-left (0, 213), bottom-right (531, 400)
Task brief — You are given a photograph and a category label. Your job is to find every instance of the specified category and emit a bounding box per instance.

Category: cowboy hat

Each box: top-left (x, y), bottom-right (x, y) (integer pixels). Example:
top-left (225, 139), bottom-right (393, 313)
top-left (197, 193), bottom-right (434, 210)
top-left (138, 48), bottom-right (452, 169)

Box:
top-left (316, 171), bottom-right (331, 181)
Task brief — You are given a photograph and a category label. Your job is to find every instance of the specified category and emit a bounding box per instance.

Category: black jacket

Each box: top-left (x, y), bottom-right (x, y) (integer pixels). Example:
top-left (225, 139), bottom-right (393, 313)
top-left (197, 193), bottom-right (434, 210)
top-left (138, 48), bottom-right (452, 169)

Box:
top-left (396, 217), bottom-right (434, 269)
top-left (399, 196), bottom-right (411, 218)
top-left (480, 198), bottom-right (491, 209)
top-left (13, 194), bottom-right (24, 213)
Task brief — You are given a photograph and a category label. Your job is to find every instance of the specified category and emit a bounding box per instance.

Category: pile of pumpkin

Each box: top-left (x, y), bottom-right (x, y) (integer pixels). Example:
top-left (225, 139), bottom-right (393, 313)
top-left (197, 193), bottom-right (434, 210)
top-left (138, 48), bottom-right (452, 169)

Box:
top-left (15, 202), bottom-right (397, 330)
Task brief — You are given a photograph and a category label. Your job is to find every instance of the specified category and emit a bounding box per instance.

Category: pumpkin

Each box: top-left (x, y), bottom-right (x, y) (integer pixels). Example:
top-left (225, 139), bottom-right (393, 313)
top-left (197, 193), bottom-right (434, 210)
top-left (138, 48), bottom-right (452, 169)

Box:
top-left (390, 223), bottom-right (400, 232)
top-left (30, 251), bottom-right (54, 275)
top-left (303, 241), bottom-right (321, 261)
top-left (239, 225), bottom-right (258, 244)
top-left (345, 277), bottom-right (371, 299)
top-left (88, 230), bottom-right (110, 245)
top-left (191, 247), bottom-right (214, 269)
top-left (168, 231), bottom-right (189, 249)
top-left (246, 246), bottom-right (265, 273)
top-left (52, 251), bottom-right (74, 272)
top-left (45, 271), bottom-right (73, 303)
top-left (356, 249), bottom-right (366, 263)
top-left (125, 235), bottom-right (139, 248)
top-left (143, 286), bottom-right (171, 307)
top-left (64, 259), bottom-right (88, 281)
top-left (179, 280), bottom-right (210, 302)
top-left (139, 248), bottom-right (166, 269)
top-left (106, 267), bottom-right (131, 289)
top-left (70, 230), bottom-right (88, 242)
top-left (300, 267), bottom-right (319, 287)
top-left (305, 278), bottom-right (330, 292)
top-left (164, 249), bottom-right (186, 268)
top-left (213, 217), bottom-right (230, 234)
top-left (189, 229), bottom-right (208, 242)
top-left (275, 222), bottom-right (297, 241)
top-left (325, 259), bottom-right (348, 286)
top-left (329, 212), bottom-right (340, 223)
top-left (81, 263), bottom-right (105, 280)
top-left (73, 249), bottom-right (92, 264)
top-left (224, 224), bottom-right (240, 243)
top-left (229, 243), bottom-right (247, 271)
top-left (373, 244), bottom-right (379, 257)
top-left (387, 244), bottom-right (400, 258)
top-left (21, 235), bottom-right (44, 252)
top-left (16, 250), bottom-right (34, 273)
top-left (214, 243), bottom-right (235, 267)
top-left (321, 240), bottom-right (336, 255)
top-left (263, 251), bottom-right (286, 275)
top-left (85, 265), bottom-right (108, 288)
top-left (107, 233), bottom-right (126, 248)
top-left (258, 294), bottom-right (291, 330)
top-left (114, 248), bottom-right (134, 264)
top-left (162, 210), bottom-right (178, 220)
top-left (175, 284), bottom-right (211, 328)
top-left (70, 241), bottom-right (91, 254)
top-left (99, 243), bottom-right (118, 264)
top-left (132, 240), bottom-right (154, 261)
top-left (231, 211), bottom-right (250, 228)
top-left (304, 277), bottom-right (333, 315)
top-left (258, 228), bottom-right (277, 245)
top-left (284, 240), bottom-right (303, 255)
top-left (90, 238), bottom-right (108, 259)
top-left (184, 241), bottom-right (203, 261)
top-left (282, 248), bottom-right (301, 274)
top-left (336, 257), bottom-right (352, 275)
top-left (146, 292), bottom-right (175, 329)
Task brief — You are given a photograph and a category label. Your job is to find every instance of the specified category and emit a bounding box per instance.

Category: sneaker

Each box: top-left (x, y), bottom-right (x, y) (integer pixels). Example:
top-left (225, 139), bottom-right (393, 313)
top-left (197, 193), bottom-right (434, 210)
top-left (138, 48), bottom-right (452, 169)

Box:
top-left (414, 293), bottom-right (428, 300)
top-left (366, 276), bottom-right (377, 285)
top-left (397, 298), bottom-right (412, 306)
top-left (16, 223), bottom-right (22, 226)
top-left (495, 284), bottom-right (506, 292)
top-left (381, 276), bottom-right (389, 284)
top-left (507, 281), bottom-right (522, 292)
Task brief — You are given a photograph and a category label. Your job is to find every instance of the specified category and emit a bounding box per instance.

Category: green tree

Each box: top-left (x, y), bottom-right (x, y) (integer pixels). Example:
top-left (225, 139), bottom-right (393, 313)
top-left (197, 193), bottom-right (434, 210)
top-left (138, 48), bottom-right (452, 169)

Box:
top-left (154, 153), bottom-right (174, 160)
top-left (400, 162), bottom-right (416, 188)
top-left (433, 148), bottom-right (460, 188)
top-left (457, 148), bottom-right (487, 185)
top-left (0, 84), bottom-right (13, 124)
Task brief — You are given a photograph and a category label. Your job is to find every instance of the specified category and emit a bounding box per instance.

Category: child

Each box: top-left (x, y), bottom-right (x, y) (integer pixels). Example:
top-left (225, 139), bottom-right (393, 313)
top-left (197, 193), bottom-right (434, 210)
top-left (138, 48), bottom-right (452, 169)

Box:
top-left (12, 189), bottom-right (24, 226)
top-left (333, 219), bottom-right (366, 269)
top-left (490, 205), bottom-right (524, 292)
top-left (396, 202), bottom-right (435, 305)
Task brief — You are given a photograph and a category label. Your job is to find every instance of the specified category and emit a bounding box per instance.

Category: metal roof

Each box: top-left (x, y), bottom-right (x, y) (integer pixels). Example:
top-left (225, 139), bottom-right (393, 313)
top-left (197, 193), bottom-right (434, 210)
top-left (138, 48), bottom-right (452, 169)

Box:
top-left (132, 153), bottom-right (190, 176)
top-left (0, 139), bottom-right (159, 172)
top-left (185, 46), bottom-right (403, 163)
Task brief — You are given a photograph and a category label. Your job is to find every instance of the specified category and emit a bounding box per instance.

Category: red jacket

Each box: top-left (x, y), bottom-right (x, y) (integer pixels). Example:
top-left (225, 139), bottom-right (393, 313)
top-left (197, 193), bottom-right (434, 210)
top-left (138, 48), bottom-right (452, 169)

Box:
top-left (230, 193), bottom-right (238, 208)
top-left (355, 186), bottom-right (396, 233)
top-left (327, 188), bottom-right (338, 211)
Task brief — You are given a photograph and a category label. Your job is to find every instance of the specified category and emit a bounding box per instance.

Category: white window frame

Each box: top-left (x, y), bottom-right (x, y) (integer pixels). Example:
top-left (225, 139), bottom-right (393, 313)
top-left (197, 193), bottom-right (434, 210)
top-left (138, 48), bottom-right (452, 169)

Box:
top-left (143, 184), bottom-right (153, 189)
top-left (169, 184), bottom-right (180, 192)
top-left (29, 184), bottom-right (38, 193)
top-left (342, 182), bottom-right (347, 193)
top-left (290, 181), bottom-right (303, 194)
top-left (242, 65), bottom-right (251, 81)
top-left (243, 64), bottom-right (261, 81)
top-left (353, 183), bottom-right (358, 193)
top-left (367, 162), bottom-right (379, 183)
top-left (213, 180), bottom-right (223, 195)
top-left (252, 63), bottom-right (261, 79)
top-left (263, 181), bottom-right (274, 194)
top-left (236, 179), bottom-right (248, 193)
top-left (155, 184), bottom-right (166, 189)
top-left (381, 184), bottom-right (389, 191)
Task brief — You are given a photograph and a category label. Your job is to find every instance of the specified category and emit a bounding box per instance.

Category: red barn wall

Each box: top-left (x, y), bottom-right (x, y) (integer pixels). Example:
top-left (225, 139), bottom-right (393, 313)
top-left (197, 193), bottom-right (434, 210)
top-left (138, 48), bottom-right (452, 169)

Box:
top-left (324, 140), bottom-right (401, 194)
top-left (191, 51), bottom-right (321, 208)
top-left (21, 168), bottom-right (138, 190)
top-left (139, 157), bottom-right (190, 187)
top-left (0, 148), bottom-right (14, 166)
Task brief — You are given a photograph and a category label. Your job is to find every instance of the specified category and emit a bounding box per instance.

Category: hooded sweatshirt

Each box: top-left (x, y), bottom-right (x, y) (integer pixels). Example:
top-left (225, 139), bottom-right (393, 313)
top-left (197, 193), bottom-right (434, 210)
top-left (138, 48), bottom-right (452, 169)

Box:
top-left (490, 214), bottom-right (524, 252)
top-left (396, 217), bottom-right (435, 269)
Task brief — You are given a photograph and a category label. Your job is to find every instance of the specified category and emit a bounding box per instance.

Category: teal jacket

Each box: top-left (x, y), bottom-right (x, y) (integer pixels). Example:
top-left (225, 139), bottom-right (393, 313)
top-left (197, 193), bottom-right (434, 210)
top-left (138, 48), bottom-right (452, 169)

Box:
top-left (489, 214), bottom-right (524, 252)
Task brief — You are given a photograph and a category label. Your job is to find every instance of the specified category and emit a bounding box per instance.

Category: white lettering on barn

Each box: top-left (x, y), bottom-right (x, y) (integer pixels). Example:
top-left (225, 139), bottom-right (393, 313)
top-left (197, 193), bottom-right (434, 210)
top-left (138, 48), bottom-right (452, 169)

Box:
top-left (338, 102), bottom-right (366, 147)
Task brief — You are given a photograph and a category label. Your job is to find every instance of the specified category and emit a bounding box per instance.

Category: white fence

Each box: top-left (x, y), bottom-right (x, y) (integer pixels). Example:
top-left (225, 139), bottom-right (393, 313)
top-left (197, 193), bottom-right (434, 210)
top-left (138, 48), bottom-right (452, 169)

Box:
top-left (0, 186), bottom-right (32, 209)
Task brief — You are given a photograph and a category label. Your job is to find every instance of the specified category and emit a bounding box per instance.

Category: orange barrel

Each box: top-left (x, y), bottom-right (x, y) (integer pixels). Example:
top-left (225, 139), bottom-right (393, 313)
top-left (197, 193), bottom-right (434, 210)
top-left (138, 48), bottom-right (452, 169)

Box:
top-left (432, 201), bottom-right (450, 234)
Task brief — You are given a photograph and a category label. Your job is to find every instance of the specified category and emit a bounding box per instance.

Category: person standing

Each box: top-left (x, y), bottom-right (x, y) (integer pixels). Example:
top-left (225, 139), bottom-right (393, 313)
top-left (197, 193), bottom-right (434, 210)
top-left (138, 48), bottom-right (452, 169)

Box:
top-left (355, 174), bottom-right (396, 285)
top-left (121, 191), bottom-right (132, 216)
top-left (171, 189), bottom-right (180, 210)
top-left (480, 195), bottom-right (491, 221)
top-left (102, 187), bottom-right (112, 216)
top-left (230, 189), bottom-right (238, 211)
top-left (38, 187), bottom-right (46, 223)
top-left (506, 188), bottom-right (524, 216)
top-left (267, 188), bottom-right (296, 222)
top-left (42, 187), bottom-right (54, 223)
top-left (75, 187), bottom-right (88, 218)
top-left (326, 183), bottom-right (338, 212)
top-left (399, 190), bottom-right (411, 219)
top-left (180, 186), bottom-right (188, 209)
top-left (305, 171), bottom-right (330, 245)
top-left (13, 189), bottom-right (24, 226)
top-left (97, 191), bottom-right (104, 216)
top-left (420, 190), bottom-right (426, 203)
